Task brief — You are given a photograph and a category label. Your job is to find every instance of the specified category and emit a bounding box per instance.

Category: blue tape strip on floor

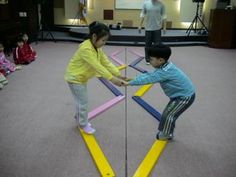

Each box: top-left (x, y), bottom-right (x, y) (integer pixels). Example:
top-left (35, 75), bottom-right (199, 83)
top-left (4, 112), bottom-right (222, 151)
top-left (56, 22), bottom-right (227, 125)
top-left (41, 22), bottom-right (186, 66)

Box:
top-left (129, 65), bottom-right (147, 73)
top-left (129, 57), bottom-right (144, 66)
top-left (99, 78), bottom-right (123, 96)
top-left (132, 96), bottom-right (161, 121)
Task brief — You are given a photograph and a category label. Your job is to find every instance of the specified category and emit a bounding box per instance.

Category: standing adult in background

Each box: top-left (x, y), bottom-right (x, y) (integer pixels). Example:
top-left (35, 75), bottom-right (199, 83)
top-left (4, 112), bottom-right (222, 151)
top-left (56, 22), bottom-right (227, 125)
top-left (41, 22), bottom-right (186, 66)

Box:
top-left (139, 0), bottom-right (167, 64)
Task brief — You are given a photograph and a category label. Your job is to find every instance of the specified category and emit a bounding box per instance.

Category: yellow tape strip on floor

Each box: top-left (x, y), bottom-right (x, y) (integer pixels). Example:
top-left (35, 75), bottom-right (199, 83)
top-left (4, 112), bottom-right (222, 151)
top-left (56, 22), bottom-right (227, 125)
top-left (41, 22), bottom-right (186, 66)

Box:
top-left (133, 140), bottom-right (168, 177)
top-left (79, 128), bottom-right (115, 177)
top-left (117, 65), bottom-right (127, 70)
top-left (134, 84), bottom-right (153, 97)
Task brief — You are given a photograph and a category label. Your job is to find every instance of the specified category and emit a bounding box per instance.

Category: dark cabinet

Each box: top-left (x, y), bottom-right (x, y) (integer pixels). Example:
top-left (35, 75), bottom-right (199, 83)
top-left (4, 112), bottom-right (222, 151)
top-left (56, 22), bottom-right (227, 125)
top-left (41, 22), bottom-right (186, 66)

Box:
top-left (208, 9), bottom-right (236, 48)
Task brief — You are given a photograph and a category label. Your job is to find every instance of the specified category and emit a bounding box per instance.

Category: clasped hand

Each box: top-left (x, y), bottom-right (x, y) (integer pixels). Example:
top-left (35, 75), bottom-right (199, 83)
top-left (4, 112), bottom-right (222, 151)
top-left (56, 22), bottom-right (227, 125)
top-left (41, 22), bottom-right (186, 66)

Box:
top-left (110, 76), bottom-right (131, 86)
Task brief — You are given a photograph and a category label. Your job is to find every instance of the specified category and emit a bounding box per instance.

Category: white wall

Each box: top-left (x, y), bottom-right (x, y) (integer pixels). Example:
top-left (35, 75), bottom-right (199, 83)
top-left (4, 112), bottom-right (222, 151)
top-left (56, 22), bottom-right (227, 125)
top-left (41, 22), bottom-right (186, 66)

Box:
top-left (180, 0), bottom-right (197, 22)
top-left (64, 0), bottom-right (79, 19)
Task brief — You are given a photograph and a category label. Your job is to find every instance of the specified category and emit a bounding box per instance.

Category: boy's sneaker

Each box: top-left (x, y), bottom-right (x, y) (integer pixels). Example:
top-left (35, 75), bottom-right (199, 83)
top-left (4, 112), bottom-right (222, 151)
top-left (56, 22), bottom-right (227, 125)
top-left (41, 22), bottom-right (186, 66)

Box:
top-left (81, 124), bottom-right (96, 134)
top-left (156, 131), bottom-right (173, 141)
top-left (146, 62), bottom-right (150, 65)
top-left (169, 133), bottom-right (174, 140)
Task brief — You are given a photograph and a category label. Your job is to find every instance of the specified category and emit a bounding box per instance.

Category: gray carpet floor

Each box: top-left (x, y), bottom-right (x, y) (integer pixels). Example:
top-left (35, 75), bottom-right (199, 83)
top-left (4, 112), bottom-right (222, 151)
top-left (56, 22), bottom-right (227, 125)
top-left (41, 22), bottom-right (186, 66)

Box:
top-left (0, 42), bottom-right (236, 177)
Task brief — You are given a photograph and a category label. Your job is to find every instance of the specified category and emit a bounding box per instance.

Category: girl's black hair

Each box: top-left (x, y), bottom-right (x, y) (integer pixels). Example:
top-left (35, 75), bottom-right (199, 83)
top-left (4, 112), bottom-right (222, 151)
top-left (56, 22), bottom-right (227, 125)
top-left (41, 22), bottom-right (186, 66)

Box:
top-left (16, 36), bottom-right (24, 43)
top-left (147, 44), bottom-right (171, 61)
top-left (88, 21), bottom-right (110, 41)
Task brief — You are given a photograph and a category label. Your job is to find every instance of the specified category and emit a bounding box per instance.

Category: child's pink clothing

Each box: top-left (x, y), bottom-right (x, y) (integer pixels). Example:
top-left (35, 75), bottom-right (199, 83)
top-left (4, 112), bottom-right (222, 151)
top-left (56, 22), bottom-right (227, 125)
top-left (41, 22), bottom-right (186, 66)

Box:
top-left (0, 51), bottom-right (16, 73)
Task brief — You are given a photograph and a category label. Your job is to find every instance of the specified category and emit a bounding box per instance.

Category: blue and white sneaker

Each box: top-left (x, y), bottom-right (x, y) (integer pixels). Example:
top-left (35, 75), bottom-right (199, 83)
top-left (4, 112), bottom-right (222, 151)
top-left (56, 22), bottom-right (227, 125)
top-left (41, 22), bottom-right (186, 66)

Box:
top-left (156, 131), bottom-right (174, 141)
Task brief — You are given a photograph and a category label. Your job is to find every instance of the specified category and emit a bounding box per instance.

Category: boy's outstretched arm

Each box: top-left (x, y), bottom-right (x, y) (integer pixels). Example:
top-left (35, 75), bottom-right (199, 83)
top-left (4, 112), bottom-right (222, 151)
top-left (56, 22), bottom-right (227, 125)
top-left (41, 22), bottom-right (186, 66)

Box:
top-left (129, 71), bottom-right (162, 86)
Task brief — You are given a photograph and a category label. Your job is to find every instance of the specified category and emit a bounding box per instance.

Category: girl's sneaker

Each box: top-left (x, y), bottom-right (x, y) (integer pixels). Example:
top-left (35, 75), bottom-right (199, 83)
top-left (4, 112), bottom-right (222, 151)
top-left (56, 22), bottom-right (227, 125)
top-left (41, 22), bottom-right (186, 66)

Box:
top-left (81, 124), bottom-right (96, 134)
top-left (0, 83), bottom-right (3, 89)
top-left (79, 122), bottom-right (91, 127)
top-left (74, 115), bottom-right (91, 127)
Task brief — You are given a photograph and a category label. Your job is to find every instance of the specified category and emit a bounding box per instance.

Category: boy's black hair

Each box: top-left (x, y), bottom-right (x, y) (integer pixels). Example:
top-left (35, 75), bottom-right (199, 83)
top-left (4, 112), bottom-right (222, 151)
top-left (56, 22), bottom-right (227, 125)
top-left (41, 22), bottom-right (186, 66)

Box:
top-left (88, 21), bottom-right (110, 41)
top-left (147, 44), bottom-right (171, 61)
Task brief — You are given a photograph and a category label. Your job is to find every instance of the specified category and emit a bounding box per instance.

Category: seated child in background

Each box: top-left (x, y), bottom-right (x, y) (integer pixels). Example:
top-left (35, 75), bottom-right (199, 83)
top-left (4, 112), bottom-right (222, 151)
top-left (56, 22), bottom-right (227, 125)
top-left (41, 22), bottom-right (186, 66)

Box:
top-left (122, 44), bottom-right (196, 140)
top-left (22, 33), bottom-right (37, 59)
top-left (0, 72), bottom-right (8, 90)
top-left (13, 37), bottom-right (35, 65)
top-left (0, 43), bottom-right (21, 75)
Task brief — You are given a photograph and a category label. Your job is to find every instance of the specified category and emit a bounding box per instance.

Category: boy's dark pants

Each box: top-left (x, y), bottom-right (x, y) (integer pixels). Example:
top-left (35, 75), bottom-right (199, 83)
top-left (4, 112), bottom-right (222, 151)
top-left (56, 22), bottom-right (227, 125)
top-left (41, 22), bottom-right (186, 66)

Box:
top-left (145, 30), bottom-right (161, 62)
top-left (158, 94), bottom-right (195, 135)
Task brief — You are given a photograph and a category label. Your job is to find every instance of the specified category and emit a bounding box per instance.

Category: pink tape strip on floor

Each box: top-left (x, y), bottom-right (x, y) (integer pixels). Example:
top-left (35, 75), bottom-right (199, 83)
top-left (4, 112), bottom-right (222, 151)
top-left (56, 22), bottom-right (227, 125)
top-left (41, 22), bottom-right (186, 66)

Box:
top-left (110, 55), bottom-right (125, 65)
top-left (88, 95), bottom-right (125, 120)
top-left (110, 49), bottom-right (124, 57)
top-left (129, 49), bottom-right (144, 58)
top-left (110, 49), bottom-right (125, 65)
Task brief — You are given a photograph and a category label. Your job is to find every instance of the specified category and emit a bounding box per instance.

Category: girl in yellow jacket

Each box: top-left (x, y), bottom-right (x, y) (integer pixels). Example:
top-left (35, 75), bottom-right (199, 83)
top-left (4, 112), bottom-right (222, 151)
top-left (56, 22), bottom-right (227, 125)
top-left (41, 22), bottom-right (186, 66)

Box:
top-left (65, 21), bottom-right (125, 134)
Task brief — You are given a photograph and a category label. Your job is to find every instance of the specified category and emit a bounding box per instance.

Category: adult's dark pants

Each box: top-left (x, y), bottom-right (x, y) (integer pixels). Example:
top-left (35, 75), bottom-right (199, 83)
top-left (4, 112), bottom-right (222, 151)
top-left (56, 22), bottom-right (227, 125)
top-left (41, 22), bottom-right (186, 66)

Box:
top-left (145, 30), bottom-right (161, 62)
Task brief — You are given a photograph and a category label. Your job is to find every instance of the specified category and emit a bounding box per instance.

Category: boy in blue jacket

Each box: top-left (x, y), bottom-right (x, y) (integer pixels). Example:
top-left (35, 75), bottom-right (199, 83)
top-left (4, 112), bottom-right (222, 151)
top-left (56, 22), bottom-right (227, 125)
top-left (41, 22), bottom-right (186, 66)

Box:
top-left (122, 45), bottom-right (195, 140)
